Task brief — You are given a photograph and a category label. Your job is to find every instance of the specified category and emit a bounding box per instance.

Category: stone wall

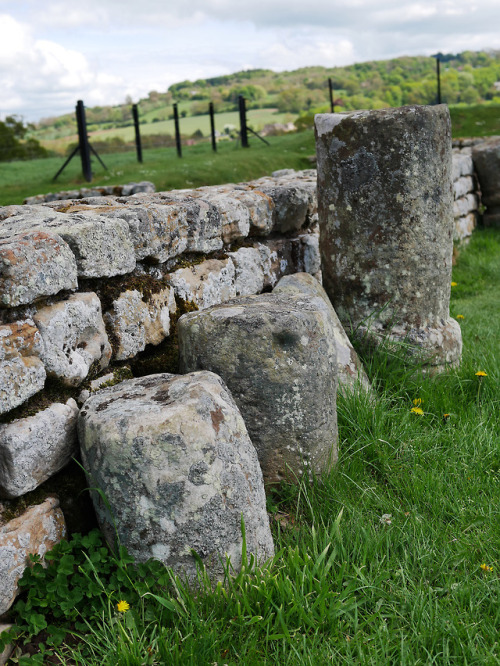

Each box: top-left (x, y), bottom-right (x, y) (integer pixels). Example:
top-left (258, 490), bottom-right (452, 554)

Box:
top-left (452, 139), bottom-right (482, 241)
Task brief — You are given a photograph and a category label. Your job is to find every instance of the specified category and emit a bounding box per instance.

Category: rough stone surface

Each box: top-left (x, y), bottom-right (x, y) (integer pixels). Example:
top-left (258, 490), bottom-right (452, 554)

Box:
top-left (0, 208), bottom-right (136, 278)
top-left (453, 176), bottom-right (475, 200)
top-left (0, 321), bottom-right (46, 415)
top-left (315, 106), bottom-right (462, 369)
top-left (33, 293), bottom-right (111, 386)
top-left (104, 286), bottom-right (176, 360)
top-left (228, 247), bottom-right (266, 297)
top-left (169, 258), bottom-right (236, 310)
top-left (0, 497), bottom-right (66, 614)
top-left (0, 399), bottom-right (79, 499)
top-left (0, 231), bottom-right (78, 308)
top-left (472, 137), bottom-right (500, 226)
top-left (249, 178), bottom-right (312, 233)
top-left (23, 181), bottom-right (155, 204)
top-left (454, 213), bottom-right (478, 241)
top-left (178, 292), bottom-right (338, 485)
top-left (78, 372), bottom-right (274, 580)
top-left (273, 273), bottom-right (371, 393)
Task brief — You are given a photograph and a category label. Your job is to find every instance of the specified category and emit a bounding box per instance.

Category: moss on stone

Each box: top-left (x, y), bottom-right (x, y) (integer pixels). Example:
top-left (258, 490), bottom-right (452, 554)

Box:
top-left (80, 274), bottom-right (171, 313)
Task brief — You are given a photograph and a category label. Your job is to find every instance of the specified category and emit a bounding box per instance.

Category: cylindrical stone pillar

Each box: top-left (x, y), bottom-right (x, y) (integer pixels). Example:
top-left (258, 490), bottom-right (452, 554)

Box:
top-left (315, 105), bottom-right (462, 370)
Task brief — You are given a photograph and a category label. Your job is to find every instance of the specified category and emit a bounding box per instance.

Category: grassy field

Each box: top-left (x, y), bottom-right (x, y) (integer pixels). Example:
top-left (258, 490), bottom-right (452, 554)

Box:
top-left (449, 103), bottom-right (500, 138)
top-left (2, 228), bottom-right (499, 664)
top-left (0, 131), bottom-right (316, 207)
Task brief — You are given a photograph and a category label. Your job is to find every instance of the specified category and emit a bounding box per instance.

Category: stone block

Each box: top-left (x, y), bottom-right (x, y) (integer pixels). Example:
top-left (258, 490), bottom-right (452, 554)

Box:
top-left (0, 321), bottom-right (46, 415)
top-left (78, 372), bottom-right (274, 581)
top-left (472, 137), bottom-right (500, 209)
top-left (33, 293), bottom-right (111, 386)
top-left (452, 151), bottom-right (474, 180)
top-left (168, 258), bottom-right (236, 310)
top-left (178, 291), bottom-right (338, 484)
top-left (0, 231), bottom-right (77, 308)
top-left (453, 176), bottom-right (475, 199)
top-left (0, 209), bottom-right (136, 278)
top-left (104, 286), bottom-right (176, 360)
top-left (454, 213), bottom-right (477, 241)
top-left (0, 399), bottom-right (79, 499)
top-left (0, 497), bottom-right (66, 614)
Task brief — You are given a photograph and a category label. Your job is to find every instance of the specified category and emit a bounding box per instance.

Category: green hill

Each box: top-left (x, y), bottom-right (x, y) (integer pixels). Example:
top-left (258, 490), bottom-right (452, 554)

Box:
top-left (31, 50), bottom-right (500, 154)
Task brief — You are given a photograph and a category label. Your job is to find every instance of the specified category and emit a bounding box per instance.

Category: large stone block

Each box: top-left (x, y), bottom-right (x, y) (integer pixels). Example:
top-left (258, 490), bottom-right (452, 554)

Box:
top-left (0, 497), bottom-right (66, 614)
top-left (33, 293), bottom-right (111, 386)
top-left (0, 209), bottom-right (136, 278)
top-left (78, 372), bottom-right (274, 580)
top-left (0, 321), bottom-right (46, 415)
top-left (273, 273), bottom-right (371, 394)
top-left (0, 399), bottom-right (79, 498)
top-left (178, 291), bottom-right (338, 484)
top-left (315, 105), bottom-right (462, 370)
top-left (0, 231), bottom-right (78, 308)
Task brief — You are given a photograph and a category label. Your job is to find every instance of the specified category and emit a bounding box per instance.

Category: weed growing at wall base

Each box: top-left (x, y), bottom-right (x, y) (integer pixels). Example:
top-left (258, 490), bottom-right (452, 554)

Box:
top-left (1, 228), bottom-right (499, 664)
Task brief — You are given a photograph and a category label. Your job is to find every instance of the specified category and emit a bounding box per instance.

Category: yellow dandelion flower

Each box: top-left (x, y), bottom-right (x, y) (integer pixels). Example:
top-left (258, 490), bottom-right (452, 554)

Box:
top-left (475, 371), bottom-right (487, 377)
top-left (443, 413), bottom-right (450, 420)
top-left (480, 563), bottom-right (493, 573)
top-left (456, 314), bottom-right (464, 319)
top-left (410, 407), bottom-right (424, 415)
top-left (451, 282), bottom-right (458, 287)
top-left (413, 398), bottom-right (423, 406)
top-left (117, 600), bottom-right (130, 613)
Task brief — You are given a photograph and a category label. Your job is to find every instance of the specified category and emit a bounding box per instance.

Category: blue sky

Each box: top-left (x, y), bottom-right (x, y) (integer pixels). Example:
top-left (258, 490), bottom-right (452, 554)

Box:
top-left (1, 0), bottom-right (499, 122)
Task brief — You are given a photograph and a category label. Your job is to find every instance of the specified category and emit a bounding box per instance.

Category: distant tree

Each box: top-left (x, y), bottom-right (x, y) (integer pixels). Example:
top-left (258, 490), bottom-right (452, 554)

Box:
top-left (0, 116), bottom-right (48, 161)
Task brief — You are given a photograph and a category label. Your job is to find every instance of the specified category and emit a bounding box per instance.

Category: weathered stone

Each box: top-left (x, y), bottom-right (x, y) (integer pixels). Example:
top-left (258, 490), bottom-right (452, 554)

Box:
top-left (0, 497), bottom-right (66, 614)
top-left (297, 231), bottom-right (322, 277)
top-left (228, 247), bottom-right (265, 297)
top-left (178, 292), bottom-right (338, 485)
top-left (169, 258), bottom-right (236, 310)
top-left (104, 286), bottom-right (176, 360)
top-left (452, 151), bottom-right (474, 180)
top-left (145, 194), bottom-right (223, 253)
top-left (472, 137), bottom-right (500, 226)
top-left (229, 188), bottom-right (275, 236)
top-left (0, 623), bottom-right (14, 666)
top-left (0, 321), bottom-right (46, 415)
top-left (454, 213), bottom-right (477, 241)
top-left (78, 372), bottom-right (274, 580)
top-left (0, 231), bottom-right (78, 308)
top-left (33, 293), bottom-right (111, 386)
top-left (249, 178), bottom-right (311, 233)
top-left (315, 105), bottom-right (462, 370)
top-left (0, 399), bottom-right (79, 499)
top-left (453, 193), bottom-right (479, 218)
top-left (274, 273), bottom-right (371, 393)
top-left (453, 175), bottom-right (475, 199)
top-left (0, 209), bottom-right (136, 278)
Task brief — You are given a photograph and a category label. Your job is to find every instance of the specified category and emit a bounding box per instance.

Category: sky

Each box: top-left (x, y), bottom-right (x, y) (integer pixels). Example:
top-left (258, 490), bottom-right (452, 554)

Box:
top-left (1, 0), bottom-right (499, 123)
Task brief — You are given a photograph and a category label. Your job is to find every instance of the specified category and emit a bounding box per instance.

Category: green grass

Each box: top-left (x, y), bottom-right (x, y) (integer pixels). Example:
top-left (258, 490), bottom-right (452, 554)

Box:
top-left (0, 131), bottom-right (316, 206)
top-left (449, 103), bottom-right (500, 138)
top-left (2, 229), bottom-right (499, 665)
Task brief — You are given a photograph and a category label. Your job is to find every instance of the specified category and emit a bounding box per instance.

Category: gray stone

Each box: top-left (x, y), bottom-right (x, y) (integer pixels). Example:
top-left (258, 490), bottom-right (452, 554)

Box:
top-left (453, 176), bottom-right (475, 199)
top-left (0, 623), bottom-right (13, 666)
top-left (78, 372), bottom-right (274, 580)
top-left (249, 178), bottom-right (312, 233)
top-left (274, 273), bottom-right (371, 394)
top-left (0, 230), bottom-right (78, 308)
top-left (0, 399), bottom-right (79, 499)
top-left (453, 193), bottom-right (479, 218)
top-left (472, 137), bottom-right (500, 226)
top-left (0, 321), bottom-right (46, 415)
top-left (169, 258), bottom-right (236, 310)
top-left (0, 497), bottom-right (66, 614)
top-left (228, 247), bottom-right (266, 297)
top-left (34, 293), bottom-right (111, 386)
top-left (315, 105), bottom-right (462, 370)
top-left (454, 213), bottom-right (477, 241)
top-left (104, 286), bottom-right (176, 360)
top-left (452, 151), bottom-right (474, 180)
top-left (178, 292), bottom-right (338, 485)
top-left (0, 209), bottom-right (136, 278)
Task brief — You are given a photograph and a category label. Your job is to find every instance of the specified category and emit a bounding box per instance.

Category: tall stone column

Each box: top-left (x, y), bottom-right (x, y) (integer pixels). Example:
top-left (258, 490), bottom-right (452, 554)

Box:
top-left (315, 105), bottom-right (462, 370)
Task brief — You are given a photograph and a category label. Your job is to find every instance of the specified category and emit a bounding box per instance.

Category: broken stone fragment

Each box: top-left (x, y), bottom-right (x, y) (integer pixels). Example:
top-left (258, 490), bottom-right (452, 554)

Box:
top-left (104, 285), bottom-right (176, 360)
top-left (0, 230), bottom-right (78, 308)
top-left (78, 372), bottom-right (274, 581)
top-left (33, 293), bottom-right (111, 386)
top-left (0, 497), bottom-right (66, 615)
top-left (0, 321), bottom-right (46, 415)
top-left (315, 105), bottom-right (462, 370)
top-left (0, 399), bottom-right (79, 499)
top-left (178, 291), bottom-right (338, 485)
